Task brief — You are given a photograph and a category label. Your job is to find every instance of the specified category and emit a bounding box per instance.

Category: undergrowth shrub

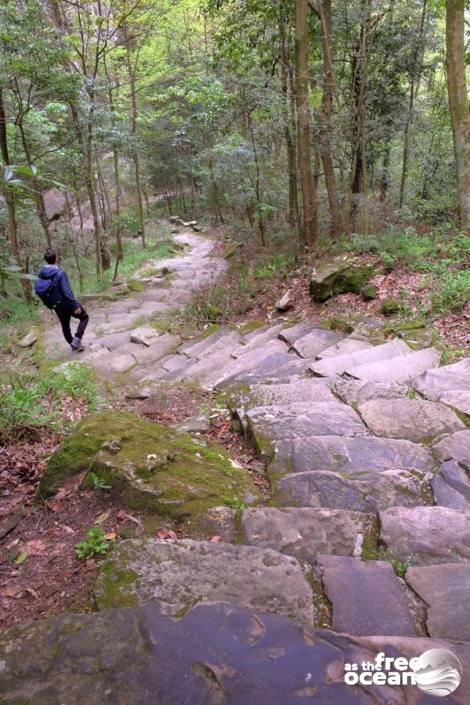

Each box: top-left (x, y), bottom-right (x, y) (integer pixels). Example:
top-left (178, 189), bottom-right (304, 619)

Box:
top-left (0, 362), bottom-right (99, 442)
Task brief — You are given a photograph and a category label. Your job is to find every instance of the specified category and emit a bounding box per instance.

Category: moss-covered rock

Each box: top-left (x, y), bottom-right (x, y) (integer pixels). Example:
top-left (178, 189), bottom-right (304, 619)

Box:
top-left (380, 298), bottom-right (401, 316)
top-left (39, 411), bottom-right (260, 523)
top-left (361, 283), bottom-right (377, 301)
top-left (310, 258), bottom-right (374, 302)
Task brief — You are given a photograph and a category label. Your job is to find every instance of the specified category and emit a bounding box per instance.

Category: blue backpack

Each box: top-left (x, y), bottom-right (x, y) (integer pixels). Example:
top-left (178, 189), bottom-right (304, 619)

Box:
top-left (34, 275), bottom-right (62, 308)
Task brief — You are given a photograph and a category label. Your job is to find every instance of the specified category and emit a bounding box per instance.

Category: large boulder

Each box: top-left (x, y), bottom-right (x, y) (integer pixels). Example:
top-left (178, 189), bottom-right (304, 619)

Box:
top-left (38, 412), bottom-right (259, 523)
top-left (310, 258), bottom-right (373, 302)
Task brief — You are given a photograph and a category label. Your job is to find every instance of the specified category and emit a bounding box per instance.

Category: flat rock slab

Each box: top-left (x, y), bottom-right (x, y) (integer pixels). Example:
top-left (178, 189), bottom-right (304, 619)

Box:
top-left (406, 564), bottom-right (470, 640)
top-left (432, 460), bottom-right (470, 510)
top-left (92, 353), bottom-right (136, 376)
top-left (241, 507), bottom-right (374, 563)
top-left (232, 324), bottom-right (285, 357)
top-left (332, 379), bottom-right (408, 405)
top-left (117, 333), bottom-right (178, 365)
top-left (433, 430), bottom-right (470, 463)
top-left (218, 351), bottom-right (311, 388)
top-left (4, 602), bottom-right (469, 705)
top-left (129, 325), bottom-right (162, 346)
top-left (345, 347), bottom-right (442, 384)
top-left (95, 539), bottom-right (314, 624)
top-left (358, 398), bottom-right (465, 443)
top-left (275, 469), bottom-right (430, 513)
top-left (268, 435), bottom-right (434, 478)
top-left (278, 321), bottom-right (318, 346)
top-left (317, 334), bottom-right (373, 359)
top-left (413, 358), bottom-right (470, 399)
top-left (181, 328), bottom-right (240, 360)
top-left (245, 403), bottom-right (367, 456)
top-left (310, 339), bottom-right (411, 377)
top-left (227, 380), bottom-right (336, 412)
top-left (320, 555), bottom-right (416, 636)
top-left (291, 329), bottom-right (345, 358)
top-left (439, 390), bottom-right (470, 416)
top-left (380, 506), bottom-right (470, 563)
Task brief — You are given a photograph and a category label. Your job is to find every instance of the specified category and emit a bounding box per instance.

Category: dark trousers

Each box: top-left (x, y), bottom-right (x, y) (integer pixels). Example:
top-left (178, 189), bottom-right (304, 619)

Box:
top-left (54, 302), bottom-right (89, 345)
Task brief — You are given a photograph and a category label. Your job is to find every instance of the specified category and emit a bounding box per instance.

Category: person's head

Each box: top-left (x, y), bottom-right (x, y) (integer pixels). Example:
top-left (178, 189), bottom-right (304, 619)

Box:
top-left (44, 248), bottom-right (57, 264)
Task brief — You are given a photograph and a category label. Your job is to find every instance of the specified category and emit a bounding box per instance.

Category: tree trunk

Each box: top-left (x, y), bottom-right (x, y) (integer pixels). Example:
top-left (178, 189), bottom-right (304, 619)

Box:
top-left (295, 0), bottom-right (318, 247)
top-left (316, 0), bottom-right (343, 238)
top-left (0, 89), bottom-right (31, 301)
top-left (350, 0), bottom-right (370, 227)
top-left (399, 0), bottom-right (427, 208)
top-left (279, 21), bottom-right (300, 233)
top-left (446, 0), bottom-right (470, 227)
top-left (125, 27), bottom-right (146, 248)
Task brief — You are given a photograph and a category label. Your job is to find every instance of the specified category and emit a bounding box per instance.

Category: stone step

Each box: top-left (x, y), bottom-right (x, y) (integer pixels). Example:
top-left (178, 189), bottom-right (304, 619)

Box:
top-left (5, 603), bottom-right (469, 705)
top-left (433, 429), bottom-right (470, 464)
top-left (214, 340), bottom-right (289, 386)
top-left (439, 390), bottom-right (470, 416)
top-left (274, 469), bottom-right (430, 513)
top-left (358, 398), bottom-right (465, 443)
top-left (244, 403), bottom-right (367, 456)
top-left (216, 351), bottom-right (311, 389)
top-left (379, 506), bottom-right (470, 564)
top-left (310, 339), bottom-right (412, 377)
top-left (278, 321), bottom-right (318, 346)
top-left (291, 328), bottom-right (345, 359)
top-left (432, 460), bottom-right (470, 510)
top-left (316, 334), bottom-right (373, 359)
top-left (267, 435), bottom-right (434, 479)
top-left (412, 357), bottom-right (470, 399)
top-left (319, 555), bottom-right (416, 636)
top-left (231, 324), bottom-right (286, 358)
top-left (406, 564), bottom-right (470, 640)
top-left (241, 507), bottom-right (375, 563)
top-left (179, 327), bottom-right (234, 358)
top-left (226, 379), bottom-right (335, 413)
top-left (332, 378), bottom-right (408, 405)
top-left (345, 346), bottom-right (442, 384)
top-left (116, 333), bottom-right (178, 365)
top-left (94, 539), bottom-right (314, 624)
top-left (186, 329), bottom-right (242, 361)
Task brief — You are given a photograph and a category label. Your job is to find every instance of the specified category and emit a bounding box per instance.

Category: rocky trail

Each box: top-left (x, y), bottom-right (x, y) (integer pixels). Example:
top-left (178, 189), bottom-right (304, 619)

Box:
top-left (2, 231), bottom-right (470, 704)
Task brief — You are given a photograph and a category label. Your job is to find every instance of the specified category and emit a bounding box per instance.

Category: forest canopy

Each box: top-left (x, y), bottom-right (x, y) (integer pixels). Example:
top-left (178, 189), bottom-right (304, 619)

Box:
top-left (0, 0), bottom-right (468, 305)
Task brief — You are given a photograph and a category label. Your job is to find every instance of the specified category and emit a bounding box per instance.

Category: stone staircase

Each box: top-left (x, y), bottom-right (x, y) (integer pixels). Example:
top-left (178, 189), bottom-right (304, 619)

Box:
top-left (4, 233), bottom-right (470, 703)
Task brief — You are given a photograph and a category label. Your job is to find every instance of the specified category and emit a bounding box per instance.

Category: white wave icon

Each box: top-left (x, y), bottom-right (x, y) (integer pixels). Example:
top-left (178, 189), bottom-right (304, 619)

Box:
top-left (412, 648), bottom-right (463, 697)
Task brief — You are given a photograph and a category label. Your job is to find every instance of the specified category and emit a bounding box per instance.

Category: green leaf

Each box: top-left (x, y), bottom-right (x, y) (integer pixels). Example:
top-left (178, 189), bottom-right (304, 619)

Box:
top-left (14, 551), bottom-right (29, 565)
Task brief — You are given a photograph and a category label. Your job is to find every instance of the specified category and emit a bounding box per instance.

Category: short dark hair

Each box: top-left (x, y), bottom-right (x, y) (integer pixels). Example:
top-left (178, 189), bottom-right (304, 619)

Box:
top-left (44, 248), bottom-right (57, 264)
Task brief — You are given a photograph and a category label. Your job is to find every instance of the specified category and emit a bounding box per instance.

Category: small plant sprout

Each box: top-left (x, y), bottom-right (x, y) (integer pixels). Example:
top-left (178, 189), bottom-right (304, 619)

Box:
top-left (75, 527), bottom-right (114, 560)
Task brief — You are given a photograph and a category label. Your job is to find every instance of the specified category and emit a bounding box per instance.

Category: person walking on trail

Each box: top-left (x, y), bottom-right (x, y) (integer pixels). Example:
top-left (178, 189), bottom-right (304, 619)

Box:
top-left (35, 248), bottom-right (89, 352)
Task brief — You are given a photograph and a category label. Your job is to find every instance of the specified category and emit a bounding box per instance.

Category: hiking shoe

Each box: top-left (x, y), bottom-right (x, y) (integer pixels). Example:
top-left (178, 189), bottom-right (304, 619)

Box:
top-left (71, 337), bottom-right (85, 352)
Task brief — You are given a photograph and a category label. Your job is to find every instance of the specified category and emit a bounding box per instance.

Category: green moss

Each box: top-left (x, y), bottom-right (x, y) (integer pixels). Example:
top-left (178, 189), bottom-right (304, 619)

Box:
top-left (127, 278), bottom-right (146, 292)
top-left (361, 283), bottom-right (377, 300)
top-left (310, 260), bottom-right (374, 302)
top-left (97, 561), bottom-right (139, 610)
top-left (321, 316), bottom-right (354, 334)
top-left (237, 320), bottom-right (265, 335)
top-left (39, 411), bottom-right (260, 523)
top-left (380, 298), bottom-right (401, 316)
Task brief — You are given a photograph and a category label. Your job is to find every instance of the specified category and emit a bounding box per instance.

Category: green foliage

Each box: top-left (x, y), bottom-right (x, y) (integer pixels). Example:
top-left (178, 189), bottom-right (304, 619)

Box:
top-left (255, 254), bottom-right (296, 280)
top-left (0, 362), bottom-right (99, 441)
top-left (75, 527), bottom-right (113, 560)
top-left (90, 472), bottom-right (112, 491)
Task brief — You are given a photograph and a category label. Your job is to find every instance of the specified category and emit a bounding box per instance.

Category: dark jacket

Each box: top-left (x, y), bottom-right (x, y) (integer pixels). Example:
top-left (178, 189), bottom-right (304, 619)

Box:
top-left (36, 265), bottom-right (80, 308)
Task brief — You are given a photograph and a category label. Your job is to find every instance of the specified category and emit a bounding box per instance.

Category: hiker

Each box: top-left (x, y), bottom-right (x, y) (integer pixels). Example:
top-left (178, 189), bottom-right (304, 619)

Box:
top-left (35, 248), bottom-right (89, 352)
